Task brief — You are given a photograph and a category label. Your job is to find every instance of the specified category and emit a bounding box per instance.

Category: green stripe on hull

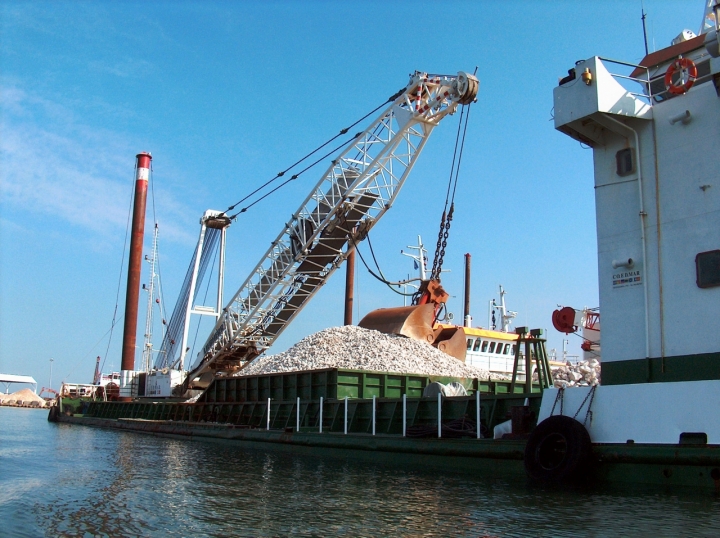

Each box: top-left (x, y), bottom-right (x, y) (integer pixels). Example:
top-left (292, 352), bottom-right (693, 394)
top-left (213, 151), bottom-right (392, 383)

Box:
top-left (602, 352), bottom-right (720, 385)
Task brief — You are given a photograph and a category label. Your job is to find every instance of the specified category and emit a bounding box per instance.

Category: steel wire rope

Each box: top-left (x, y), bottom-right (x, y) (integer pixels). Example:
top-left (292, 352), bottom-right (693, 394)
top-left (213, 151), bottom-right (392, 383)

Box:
top-left (154, 265), bottom-right (169, 367)
top-left (443, 106), bottom-right (466, 209)
top-left (567, 331), bottom-right (602, 360)
top-left (150, 160), bottom-right (168, 347)
top-left (366, 233), bottom-right (389, 281)
top-left (428, 103), bottom-right (472, 281)
top-left (449, 103), bottom-right (472, 203)
top-left (60, 326), bottom-right (118, 386)
top-left (188, 241), bottom-right (219, 364)
top-left (159, 248), bottom-right (199, 368)
top-left (366, 234), bottom-right (421, 292)
top-left (221, 88), bottom-right (405, 218)
top-left (227, 134), bottom-right (363, 220)
top-left (99, 164), bottom-right (137, 376)
top-left (429, 106), bottom-right (464, 278)
top-left (349, 236), bottom-right (415, 297)
top-left (148, 161), bottom-right (167, 367)
top-left (160, 228), bottom-right (221, 369)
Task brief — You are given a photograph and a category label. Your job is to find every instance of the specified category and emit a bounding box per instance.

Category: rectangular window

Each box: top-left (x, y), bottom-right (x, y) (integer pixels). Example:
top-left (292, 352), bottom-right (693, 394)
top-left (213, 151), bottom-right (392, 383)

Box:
top-left (616, 148), bottom-right (635, 176)
top-left (466, 338), bottom-right (474, 350)
top-left (696, 250), bottom-right (720, 288)
top-left (504, 343), bottom-right (511, 355)
top-left (488, 342), bottom-right (496, 354)
top-left (473, 339), bottom-right (482, 352)
top-left (481, 341), bottom-right (489, 353)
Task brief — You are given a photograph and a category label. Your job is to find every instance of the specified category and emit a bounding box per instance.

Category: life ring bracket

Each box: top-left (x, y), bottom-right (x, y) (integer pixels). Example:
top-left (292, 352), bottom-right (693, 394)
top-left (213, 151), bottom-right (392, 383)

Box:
top-left (664, 57), bottom-right (698, 95)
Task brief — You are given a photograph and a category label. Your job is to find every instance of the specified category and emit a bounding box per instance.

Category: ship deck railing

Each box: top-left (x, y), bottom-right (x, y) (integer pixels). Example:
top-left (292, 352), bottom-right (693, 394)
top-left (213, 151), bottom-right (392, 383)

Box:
top-left (597, 56), bottom-right (653, 104)
top-left (75, 390), bottom-right (542, 439)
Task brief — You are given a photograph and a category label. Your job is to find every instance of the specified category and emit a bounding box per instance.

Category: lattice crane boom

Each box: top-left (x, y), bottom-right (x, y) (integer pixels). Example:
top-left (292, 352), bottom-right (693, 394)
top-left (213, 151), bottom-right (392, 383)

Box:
top-left (186, 70), bottom-right (479, 389)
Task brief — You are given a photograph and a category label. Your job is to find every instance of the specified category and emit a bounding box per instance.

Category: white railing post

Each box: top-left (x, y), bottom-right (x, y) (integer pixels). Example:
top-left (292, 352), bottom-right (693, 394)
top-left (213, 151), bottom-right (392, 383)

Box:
top-left (476, 390), bottom-right (481, 439)
top-left (402, 394), bottom-right (407, 437)
top-left (319, 396), bottom-right (323, 433)
top-left (344, 396), bottom-right (348, 434)
top-left (437, 392), bottom-right (442, 438)
top-left (266, 397), bottom-right (271, 431)
top-left (296, 396), bottom-right (300, 432)
top-left (372, 395), bottom-right (376, 436)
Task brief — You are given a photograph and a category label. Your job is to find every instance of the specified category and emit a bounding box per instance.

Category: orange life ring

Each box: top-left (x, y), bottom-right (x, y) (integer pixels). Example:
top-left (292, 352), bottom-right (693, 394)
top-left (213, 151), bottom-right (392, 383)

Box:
top-left (664, 57), bottom-right (697, 95)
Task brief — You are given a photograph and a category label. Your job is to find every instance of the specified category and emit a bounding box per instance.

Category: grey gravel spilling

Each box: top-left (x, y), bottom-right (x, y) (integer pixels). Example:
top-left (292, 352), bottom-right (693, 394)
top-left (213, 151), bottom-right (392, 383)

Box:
top-left (237, 325), bottom-right (505, 379)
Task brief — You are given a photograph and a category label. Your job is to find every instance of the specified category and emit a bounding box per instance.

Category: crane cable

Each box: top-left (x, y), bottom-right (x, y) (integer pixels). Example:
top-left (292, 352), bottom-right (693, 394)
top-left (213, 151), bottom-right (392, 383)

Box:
top-left (348, 102), bottom-right (475, 300)
top-left (428, 102), bottom-right (473, 282)
top-left (227, 134), bottom-right (361, 220)
top-left (148, 161), bottom-right (169, 367)
top-left (188, 242), bottom-right (220, 365)
top-left (352, 238), bottom-right (416, 297)
top-left (99, 164), bottom-right (137, 376)
top-left (221, 88), bottom-right (406, 220)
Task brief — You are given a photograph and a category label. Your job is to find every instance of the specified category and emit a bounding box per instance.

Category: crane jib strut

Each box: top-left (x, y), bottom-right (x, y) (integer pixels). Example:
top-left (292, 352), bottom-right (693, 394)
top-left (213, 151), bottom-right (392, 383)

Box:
top-left (185, 71), bottom-right (479, 391)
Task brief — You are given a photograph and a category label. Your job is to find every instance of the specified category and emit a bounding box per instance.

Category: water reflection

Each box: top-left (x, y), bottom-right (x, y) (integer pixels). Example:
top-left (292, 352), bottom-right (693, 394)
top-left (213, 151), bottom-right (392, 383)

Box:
top-left (1, 409), bottom-right (719, 537)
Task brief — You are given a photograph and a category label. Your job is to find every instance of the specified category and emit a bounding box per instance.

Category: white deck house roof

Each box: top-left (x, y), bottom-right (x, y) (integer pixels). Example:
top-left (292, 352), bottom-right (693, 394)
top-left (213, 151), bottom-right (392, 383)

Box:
top-left (0, 374), bottom-right (38, 393)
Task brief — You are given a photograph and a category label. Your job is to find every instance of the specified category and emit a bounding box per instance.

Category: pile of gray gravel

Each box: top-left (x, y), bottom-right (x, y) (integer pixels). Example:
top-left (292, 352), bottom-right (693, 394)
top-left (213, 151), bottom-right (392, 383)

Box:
top-left (237, 325), bottom-right (503, 379)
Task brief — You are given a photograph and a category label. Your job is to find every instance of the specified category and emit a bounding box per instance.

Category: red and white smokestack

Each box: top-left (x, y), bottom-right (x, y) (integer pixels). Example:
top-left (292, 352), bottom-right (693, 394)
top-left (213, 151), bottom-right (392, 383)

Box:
top-left (120, 152), bottom-right (152, 400)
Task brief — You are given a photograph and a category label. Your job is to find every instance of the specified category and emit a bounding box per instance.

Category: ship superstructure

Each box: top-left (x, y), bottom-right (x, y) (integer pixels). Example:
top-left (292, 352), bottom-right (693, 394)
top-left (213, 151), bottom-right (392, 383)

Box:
top-left (545, 2), bottom-right (720, 443)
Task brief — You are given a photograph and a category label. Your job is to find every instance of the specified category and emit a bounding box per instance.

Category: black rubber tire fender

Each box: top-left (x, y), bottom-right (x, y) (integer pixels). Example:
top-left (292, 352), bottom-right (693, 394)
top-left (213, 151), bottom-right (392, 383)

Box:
top-left (524, 415), bottom-right (592, 483)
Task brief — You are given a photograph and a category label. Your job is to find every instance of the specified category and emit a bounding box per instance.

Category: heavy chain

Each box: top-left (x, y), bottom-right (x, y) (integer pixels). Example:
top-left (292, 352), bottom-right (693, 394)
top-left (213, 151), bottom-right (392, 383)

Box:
top-left (429, 211), bottom-right (446, 280)
top-left (550, 387), bottom-right (565, 416)
top-left (430, 203), bottom-right (454, 281)
top-left (573, 384), bottom-right (597, 426)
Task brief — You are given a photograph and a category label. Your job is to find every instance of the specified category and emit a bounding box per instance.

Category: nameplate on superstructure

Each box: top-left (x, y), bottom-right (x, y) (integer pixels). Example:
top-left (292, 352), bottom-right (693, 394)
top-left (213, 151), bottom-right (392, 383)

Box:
top-left (612, 269), bottom-right (642, 288)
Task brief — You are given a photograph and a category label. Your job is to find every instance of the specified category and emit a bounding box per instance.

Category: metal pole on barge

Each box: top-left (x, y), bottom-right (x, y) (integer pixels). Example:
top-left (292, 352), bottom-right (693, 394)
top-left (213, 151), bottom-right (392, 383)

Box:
top-left (120, 152), bottom-right (152, 401)
top-left (344, 247), bottom-right (355, 325)
top-left (463, 253), bottom-right (472, 327)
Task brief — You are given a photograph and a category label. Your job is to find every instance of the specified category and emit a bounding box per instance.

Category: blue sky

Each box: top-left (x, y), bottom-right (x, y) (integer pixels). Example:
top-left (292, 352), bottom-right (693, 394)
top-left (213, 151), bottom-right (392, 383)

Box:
top-left (0, 1), bottom-right (704, 389)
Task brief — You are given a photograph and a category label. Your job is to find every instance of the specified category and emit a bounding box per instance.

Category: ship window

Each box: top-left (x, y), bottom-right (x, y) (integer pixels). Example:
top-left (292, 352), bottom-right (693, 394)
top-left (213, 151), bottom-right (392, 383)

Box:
top-left (488, 342), bottom-right (496, 353)
top-left (504, 343), bottom-right (511, 355)
top-left (473, 339), bottom-right (482, 352)
top-left (466, 338), bottom-right (474, 350)
top-left (696, 250), bottom-right (720, 288)
top-left (616, 148), bottom-right (635, 176)
top-left (511, 345), bottom-right (516, 356)
top-left (481, 341), bottom-right (489, 352)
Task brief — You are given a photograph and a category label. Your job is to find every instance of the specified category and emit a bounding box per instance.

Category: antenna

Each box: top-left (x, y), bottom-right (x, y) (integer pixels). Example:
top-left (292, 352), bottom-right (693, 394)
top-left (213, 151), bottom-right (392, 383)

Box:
top-left (641, 3), bottom-right (649, 56)
top-left (401, 235), bottom-right (428, 281)
top-left (142, 223), bottom-right (159, 373)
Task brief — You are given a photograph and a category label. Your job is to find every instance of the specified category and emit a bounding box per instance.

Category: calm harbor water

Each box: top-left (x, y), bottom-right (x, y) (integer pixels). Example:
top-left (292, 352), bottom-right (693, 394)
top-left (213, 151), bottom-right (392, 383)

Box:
top-left (1, 407), bottom-right (719, 537)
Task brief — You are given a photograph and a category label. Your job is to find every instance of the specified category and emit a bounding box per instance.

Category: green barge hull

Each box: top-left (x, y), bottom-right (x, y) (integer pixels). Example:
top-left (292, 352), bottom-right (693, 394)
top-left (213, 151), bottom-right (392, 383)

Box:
top-left (51, 367), bottom-right (720, 490)
top-left (54, 413), bottom-right (720, 490)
